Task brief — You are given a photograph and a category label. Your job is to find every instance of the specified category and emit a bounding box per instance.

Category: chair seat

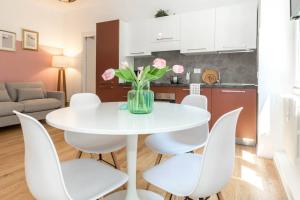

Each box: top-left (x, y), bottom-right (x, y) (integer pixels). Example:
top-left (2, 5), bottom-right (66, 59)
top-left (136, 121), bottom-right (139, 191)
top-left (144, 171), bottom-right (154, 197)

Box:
top-left (143, 153), bottom-right (202, 197)
top-left (145, 127), bottom-right (208, 155)
top-left (61, 158), bottom-right (128, 200)
top-left (65, 132), bottom-right (127, 154)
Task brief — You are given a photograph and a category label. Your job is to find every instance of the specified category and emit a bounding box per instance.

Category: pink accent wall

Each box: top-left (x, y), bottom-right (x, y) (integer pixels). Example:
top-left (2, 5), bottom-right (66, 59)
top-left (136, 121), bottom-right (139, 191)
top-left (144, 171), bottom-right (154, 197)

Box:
top-left (0, 41), bottom-right (62, 91)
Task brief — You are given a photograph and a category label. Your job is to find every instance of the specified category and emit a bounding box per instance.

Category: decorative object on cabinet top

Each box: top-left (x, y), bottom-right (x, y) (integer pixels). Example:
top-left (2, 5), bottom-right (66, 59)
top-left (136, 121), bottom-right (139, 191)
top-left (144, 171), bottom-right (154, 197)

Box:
top-left (155, 9), bottom-right (170, 18)
top-left (202, 69), bottom-right (220, 85)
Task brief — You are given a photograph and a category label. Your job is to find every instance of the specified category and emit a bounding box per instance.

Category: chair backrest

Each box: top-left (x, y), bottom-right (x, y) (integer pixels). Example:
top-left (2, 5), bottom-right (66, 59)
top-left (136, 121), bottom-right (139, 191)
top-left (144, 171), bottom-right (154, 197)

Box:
top-left (180, 94), bottom-right (209, 145)
top-left (65, 93), bottom-right (102, 149)
top-left (70, 93), bottom-right (101, 109)
top-left (14, 111), bottom-right (71, 200)
top-left (181, 94), bottom-right (207, 110)
top-left (191, 108), bottom-right (243, 198)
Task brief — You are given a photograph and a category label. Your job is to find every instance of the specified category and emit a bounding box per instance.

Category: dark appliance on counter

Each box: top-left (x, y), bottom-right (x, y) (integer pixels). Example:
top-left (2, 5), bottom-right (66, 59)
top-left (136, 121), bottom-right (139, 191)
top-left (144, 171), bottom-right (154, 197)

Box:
top-left (170, 76), bottom-right (182, 84)
top-left (155, 93), bottom-right (176, 103)
top-left (291, 0), bottom-right (300, 20)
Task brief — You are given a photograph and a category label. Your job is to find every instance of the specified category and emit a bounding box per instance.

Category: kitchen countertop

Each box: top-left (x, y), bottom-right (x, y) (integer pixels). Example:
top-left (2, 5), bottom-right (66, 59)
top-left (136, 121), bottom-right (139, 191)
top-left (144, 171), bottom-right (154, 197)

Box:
top-left (119, 82), bottom-right (257, 89)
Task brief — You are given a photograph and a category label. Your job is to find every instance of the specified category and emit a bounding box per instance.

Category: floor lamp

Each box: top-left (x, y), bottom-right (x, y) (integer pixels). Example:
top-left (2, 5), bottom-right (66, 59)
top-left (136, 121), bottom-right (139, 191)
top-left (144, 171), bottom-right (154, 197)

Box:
top-left (52, 55), bottom-right (72, 106)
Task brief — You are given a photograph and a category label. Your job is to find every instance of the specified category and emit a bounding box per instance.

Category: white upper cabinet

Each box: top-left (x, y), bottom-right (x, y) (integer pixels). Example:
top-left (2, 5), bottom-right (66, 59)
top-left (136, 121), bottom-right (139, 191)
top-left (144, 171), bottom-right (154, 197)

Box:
top-left (125, 1), bottom-right (257, 56)
top-left (149, 15), bottom-right (181, 52)
top-left (180, 9), bottom-right (216, 54)
top-left (215, 1), bottom-right (257, 51)
top-left (127, 20), bottom-right (151, 57)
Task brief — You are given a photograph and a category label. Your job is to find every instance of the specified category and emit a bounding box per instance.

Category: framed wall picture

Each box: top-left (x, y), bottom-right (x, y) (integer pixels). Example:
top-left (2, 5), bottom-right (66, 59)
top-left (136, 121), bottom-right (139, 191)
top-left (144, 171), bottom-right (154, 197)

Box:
top-left (0, 30), bottom-right (16, 52)
top-left (22, 29), bottom-right (39, 51)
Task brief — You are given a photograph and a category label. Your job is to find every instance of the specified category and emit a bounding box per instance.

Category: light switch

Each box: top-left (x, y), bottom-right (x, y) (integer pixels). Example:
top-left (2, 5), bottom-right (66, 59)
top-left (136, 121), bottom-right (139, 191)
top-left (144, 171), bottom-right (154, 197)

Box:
top-left (194, 68), bottom-right (202, 74)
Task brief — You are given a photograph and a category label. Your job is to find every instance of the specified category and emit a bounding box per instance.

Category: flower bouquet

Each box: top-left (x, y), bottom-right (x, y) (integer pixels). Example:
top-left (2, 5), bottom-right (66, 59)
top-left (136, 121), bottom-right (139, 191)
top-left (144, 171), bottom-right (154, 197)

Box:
top-left (102, 58), bottom-right (184, 114)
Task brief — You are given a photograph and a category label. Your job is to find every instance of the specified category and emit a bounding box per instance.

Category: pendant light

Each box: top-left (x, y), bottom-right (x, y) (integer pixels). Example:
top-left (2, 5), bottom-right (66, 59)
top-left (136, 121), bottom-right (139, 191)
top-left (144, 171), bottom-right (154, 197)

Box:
top-left (59, 0), bottom-right (76, 3)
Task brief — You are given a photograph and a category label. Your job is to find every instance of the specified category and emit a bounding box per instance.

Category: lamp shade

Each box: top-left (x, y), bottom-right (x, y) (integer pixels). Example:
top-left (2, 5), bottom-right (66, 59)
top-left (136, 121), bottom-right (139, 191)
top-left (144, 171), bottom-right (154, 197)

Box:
top-left (52, 55), bottom-right (72, 68)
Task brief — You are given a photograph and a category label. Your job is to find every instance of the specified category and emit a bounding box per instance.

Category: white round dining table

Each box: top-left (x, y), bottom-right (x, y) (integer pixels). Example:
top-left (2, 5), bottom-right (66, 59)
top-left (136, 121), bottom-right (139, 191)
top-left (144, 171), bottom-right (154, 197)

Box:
top-left (46, 102), bottom-right (210, 200)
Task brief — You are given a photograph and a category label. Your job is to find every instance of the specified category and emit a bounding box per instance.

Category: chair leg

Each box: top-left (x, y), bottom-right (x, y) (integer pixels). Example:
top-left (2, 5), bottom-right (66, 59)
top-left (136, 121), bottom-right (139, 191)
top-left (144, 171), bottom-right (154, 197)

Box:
top-left (111, 152), bottom-right (121, 169)
top-left (185, 196), bottom-right (210, 200)
top-left (145, 154), bottom-right (163, 190)
top-left (217, 192), bottom-right (224, 200)
top-left (169, 194), bottom-right (173, 200)
top-left (76, 151), bottom-right (82, 159)
top-left (98, 154), bottom-right (103, 161)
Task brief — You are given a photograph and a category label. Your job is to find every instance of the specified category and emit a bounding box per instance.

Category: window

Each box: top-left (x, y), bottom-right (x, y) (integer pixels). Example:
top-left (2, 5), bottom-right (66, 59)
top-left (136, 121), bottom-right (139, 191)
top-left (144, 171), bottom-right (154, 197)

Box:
top-left (295, 21), bottom-right (300, 88)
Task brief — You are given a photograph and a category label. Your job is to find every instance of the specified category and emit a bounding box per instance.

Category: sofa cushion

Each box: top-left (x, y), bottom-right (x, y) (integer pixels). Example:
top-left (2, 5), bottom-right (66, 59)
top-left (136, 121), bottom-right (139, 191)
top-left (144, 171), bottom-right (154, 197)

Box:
top-left (0, 102), bottom-right (24, 117)
top-left (21, 98), bottom-right (62, 113)
top-left (6, 82), bottom-right (47, 102)
top-left (18, 88), bottom-right (45, 102)
top-left (0, 83), bottom-right (11, 102)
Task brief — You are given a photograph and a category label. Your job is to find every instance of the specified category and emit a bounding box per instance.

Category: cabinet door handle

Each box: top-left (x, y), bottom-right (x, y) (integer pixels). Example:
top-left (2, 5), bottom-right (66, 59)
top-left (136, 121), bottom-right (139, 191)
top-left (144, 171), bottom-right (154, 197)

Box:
top-left (182, 89), bottom-right (190, 91)
top-left (221, 90), bottom-right (246, 93)
top-left (187, 48), bottom-right (207, 51)
top-left (130, 52), bottom-right (145, 55)
top-left (123, 87), bottom-right (131, 89)
top-left (223, 45), bottom-right (247, 49)
top-left (157, 37), bottom-right (173, 41)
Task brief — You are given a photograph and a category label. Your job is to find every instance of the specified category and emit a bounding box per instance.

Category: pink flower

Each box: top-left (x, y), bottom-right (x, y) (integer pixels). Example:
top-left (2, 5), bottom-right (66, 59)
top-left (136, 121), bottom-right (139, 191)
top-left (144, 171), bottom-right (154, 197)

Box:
top-left (137, 66), bottom-right (144, 71)
top-left (172, 65), bottom-right (184, 74)
top-left (102, 68), bottom-right (115, 81)
top-left (153, 58), bottom-right (167, 69)
top-left (120, 61), bottom-right (129, 69)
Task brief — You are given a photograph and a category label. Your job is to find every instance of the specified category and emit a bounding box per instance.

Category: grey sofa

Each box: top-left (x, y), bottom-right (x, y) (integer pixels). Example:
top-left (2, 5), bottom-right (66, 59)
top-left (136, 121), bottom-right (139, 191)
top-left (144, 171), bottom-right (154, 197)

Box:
top-left (0, 82), bottom-right (64, 127)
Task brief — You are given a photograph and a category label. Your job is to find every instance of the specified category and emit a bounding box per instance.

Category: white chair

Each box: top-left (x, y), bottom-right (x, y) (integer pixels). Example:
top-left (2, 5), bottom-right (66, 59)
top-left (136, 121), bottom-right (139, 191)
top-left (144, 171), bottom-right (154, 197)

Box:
top-left (14, 111), bottom-right (128, 200)
top-left (64, 93), bottom-right (126, 169)
top-left (145, 95), bottom-right (209, 168)
top-left (143, 108), bottom-right (243, 200)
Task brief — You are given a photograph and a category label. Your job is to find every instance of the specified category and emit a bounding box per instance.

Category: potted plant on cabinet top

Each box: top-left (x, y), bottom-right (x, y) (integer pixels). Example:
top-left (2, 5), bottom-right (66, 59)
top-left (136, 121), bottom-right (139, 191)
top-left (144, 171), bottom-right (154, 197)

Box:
top-left (102, 58), bottom-right (184, 114)
top-left (155, 9), bottom-right (170, 18)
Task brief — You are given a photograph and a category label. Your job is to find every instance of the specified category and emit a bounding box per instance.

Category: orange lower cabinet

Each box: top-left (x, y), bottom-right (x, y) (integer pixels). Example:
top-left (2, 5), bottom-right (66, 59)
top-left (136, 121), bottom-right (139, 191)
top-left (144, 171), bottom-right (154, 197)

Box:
top-left (97, 85), bottom-right (130, 102)
top-left (211, 88), bottom-right (257, 145)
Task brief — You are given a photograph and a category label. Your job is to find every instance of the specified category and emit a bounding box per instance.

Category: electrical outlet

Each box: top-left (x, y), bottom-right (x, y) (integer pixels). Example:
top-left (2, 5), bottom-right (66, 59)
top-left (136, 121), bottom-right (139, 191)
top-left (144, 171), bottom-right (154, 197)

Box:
top-left (194, 68), bottom-right (202, 74)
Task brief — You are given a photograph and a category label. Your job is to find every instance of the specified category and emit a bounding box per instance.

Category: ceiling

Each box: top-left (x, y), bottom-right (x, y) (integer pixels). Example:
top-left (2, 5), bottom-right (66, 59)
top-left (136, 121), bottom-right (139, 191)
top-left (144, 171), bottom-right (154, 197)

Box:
top-left (35, 0), bottom-right (251, 13)
top-left (35, 0), bottom-right (99, 11)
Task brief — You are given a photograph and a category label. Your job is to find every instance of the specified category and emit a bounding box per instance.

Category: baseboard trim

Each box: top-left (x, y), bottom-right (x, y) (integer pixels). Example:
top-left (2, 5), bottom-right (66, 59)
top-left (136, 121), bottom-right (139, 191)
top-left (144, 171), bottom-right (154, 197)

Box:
top-left (274, 152), bottom-right (300, 200)
top-left (236, 138), bottom-right (256, 146)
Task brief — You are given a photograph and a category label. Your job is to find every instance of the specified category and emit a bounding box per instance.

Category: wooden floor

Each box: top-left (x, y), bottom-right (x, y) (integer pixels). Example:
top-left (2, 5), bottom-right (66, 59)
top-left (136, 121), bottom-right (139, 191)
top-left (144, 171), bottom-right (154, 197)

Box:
top-left (0, 122), bottom-right (287, 200)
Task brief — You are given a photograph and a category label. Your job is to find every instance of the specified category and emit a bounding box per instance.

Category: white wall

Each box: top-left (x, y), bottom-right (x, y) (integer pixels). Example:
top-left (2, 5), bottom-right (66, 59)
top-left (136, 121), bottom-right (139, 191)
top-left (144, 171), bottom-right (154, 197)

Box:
top-left (258, 0), bottom-right (297, 158)
top-left (62, 0), bottom-right (255, 98)
top-left (0, 0), bottom-right (65, 48)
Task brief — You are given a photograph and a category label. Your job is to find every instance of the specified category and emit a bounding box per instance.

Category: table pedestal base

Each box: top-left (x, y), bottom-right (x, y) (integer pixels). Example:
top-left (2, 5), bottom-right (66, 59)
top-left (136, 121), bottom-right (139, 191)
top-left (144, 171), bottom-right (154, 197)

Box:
top-left (105, 190), bottom-right (164, 200)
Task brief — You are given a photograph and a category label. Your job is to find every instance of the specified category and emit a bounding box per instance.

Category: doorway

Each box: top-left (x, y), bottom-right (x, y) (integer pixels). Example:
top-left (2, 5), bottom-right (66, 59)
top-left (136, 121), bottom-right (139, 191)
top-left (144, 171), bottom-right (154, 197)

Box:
top-left (82, 35), bottom-right (96, 93)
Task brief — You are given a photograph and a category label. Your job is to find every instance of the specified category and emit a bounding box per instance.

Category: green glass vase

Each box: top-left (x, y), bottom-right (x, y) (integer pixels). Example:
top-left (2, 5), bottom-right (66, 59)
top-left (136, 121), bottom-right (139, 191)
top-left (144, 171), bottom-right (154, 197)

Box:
top-left (127, 81), bottom-right (154, 114)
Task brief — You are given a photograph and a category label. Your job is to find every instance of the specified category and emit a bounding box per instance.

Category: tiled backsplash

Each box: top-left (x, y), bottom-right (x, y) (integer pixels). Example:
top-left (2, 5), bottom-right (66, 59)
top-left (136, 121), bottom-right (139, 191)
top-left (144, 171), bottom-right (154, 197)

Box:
top-left (134, 50), bottom-right (257, 84)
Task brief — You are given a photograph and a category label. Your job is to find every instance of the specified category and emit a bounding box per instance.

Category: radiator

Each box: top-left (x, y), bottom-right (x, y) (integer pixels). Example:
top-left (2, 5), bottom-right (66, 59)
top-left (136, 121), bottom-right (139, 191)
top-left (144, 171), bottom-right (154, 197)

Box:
top-left (282, 95), bottom-right (300, 165)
